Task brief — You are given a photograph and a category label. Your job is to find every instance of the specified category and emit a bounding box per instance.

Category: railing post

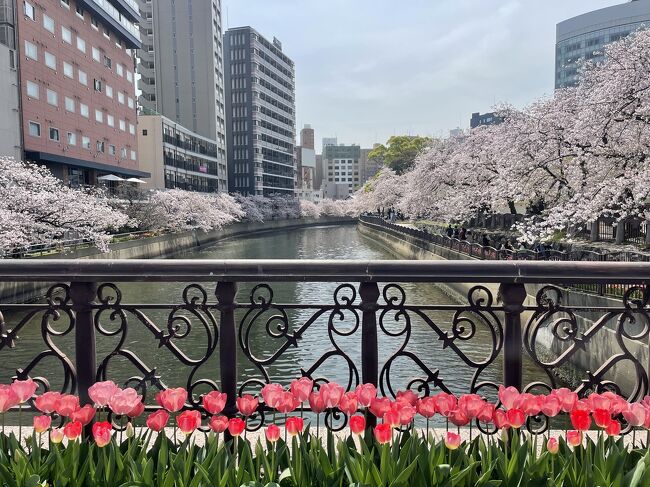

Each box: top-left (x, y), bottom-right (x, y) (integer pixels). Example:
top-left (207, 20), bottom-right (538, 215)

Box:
top-left (359, 281), bottom-right (380, 428)
top-left (216, 281), bottom-right (238, 418)
top-left (499, 283), bottom-right (526, 391)
top-left (70, 281), bottom-right (97, 437)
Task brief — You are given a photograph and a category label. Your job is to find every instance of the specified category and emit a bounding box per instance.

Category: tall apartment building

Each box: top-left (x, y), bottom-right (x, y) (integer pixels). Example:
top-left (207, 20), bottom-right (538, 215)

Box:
top-left (556, 0), bottom-right (650, 88)
top-left (470, 112), bottom-right (502, 129)
top-left (321, 144), bottom-right (362, 200)
top-left (136, 0), bottom-right (227, 192)
top-left (224, 26), bottom-right (296, 196)
top-left (0, 0), bottom-right (21, 161)
top-left (17, 0), bottom-right (147, 185)
top-left (295, 124), bottom-right (318, 201)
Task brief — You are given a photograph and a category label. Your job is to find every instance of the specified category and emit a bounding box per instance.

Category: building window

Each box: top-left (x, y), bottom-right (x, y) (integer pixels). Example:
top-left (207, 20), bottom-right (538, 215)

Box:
top-left (127, 97), bottom-right (134, 109)
top-left (130, 150), bottom-right (136, 161)
top-left (63, 61), bottom-right (73, 78)
top-left (61, 26), bottom-right (72, 44)
top-left (107, 114), bottom-right (114, 127)
top-left (76, 36), bottom-right (86, 53)
top-left (26, 80), bottom-right (38, 98)
top-left (75, 4), bottom-right (84, 18)
top-left (67, 132), bottom-right (76, 145)
top-left (119, 119), bottom-right (125, 131)
top-left (93, 78), bottom-right (102, 91)
top-left (120, 147), bottom-right (127, 158)
top-left (95, 109), bottom-right (103, 123)
top-left (90, 17), bottom-right (98, 30)
top-left (80, 103), bottom-right (89, 118)
top-left (24, 40), bottom-right (37, 60)
top-left (24, 1), bottom-right (35, 21)
top-left (43, 14), bottom-right (55, 33)
top-left (92, 47), bottom-right (100, 62)
top-left (78, 70), bottom-right (88, 85)
top-left (82, 136), bottom-right (90, 149)
top-left (108, 144), bottom-right (115, 155)
top-left (117, 92), bottom-right (124, 104)
top-left (96, 141), bottom-right (104, 153)
top-left (128, 123), bottom-right (135, 135)
top-left (142, 129), bottom-right (148, 136)
top-left (116, 64), bottom-right (123, 77)
top-left (46, 89), bottom-right (57, 106)
top-left (61, 0), bottom-right (70, 8)
top-left (126, 70), bottom-right (133, 82)
top-left (28, 121), bottom-right (40, 137)
top-left (106, 85), bottom-right (113, 98)
top-left (44, 51), bottom-right (56, 70)
top-left (103, 27), bottom-right (110, 39)
top-left (64, 96), bottom-right (74, 112)
top-left (103, 55), bottom-right (112, 69)
top-left (49, 127), bottom-right (59, 141)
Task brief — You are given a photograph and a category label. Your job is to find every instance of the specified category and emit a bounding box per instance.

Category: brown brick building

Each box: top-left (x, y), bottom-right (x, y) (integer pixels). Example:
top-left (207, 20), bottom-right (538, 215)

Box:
top-left (17, 0), bottom-right (148, 185)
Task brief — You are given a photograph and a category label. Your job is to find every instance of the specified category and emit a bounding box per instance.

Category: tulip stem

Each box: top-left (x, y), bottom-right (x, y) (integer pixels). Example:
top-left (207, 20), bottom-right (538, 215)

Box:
top-left (316, 413), bottom-right (320, 439)
top-left (284, 414), bottom-right (288, 444)
top-left (18, 405), bottom-right (22, 443)
top-left (632, 428), bottom-right (636, 449)
top-left (426, 417), bottom-right (429, 442)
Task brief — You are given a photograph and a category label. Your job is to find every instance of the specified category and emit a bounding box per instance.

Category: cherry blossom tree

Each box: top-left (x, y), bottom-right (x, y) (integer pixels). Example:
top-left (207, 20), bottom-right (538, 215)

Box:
top-left (0, 157), bottom-right (129, 254)
top-left (299, 200), bottom-right (320, 218)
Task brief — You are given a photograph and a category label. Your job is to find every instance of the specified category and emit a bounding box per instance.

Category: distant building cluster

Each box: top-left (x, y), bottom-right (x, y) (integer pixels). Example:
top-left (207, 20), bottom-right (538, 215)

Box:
top-left (0, 0), bottom-right (643, 195)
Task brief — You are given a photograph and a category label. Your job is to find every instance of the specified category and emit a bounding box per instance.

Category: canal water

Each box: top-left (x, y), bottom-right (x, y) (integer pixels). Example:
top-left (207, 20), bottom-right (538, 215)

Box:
top-left (1, 225), bottom-right (555, 408)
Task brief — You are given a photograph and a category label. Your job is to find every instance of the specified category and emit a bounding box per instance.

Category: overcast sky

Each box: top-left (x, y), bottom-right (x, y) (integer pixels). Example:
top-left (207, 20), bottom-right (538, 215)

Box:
top-left (224, 0), bottom-right (622, 152)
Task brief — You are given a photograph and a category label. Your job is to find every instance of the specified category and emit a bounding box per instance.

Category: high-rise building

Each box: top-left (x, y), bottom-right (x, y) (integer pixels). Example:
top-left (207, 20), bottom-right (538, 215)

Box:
top-left (556, 0), bottom-right (650, 89)
top-left (470, 112), bottom-right (502, 129)
top-left (0, 1), bottom-right (21, 162)
top-left (17, 0), bottom-right (147, 185)
top-left (224, 27), bottom-right (296, 196)
top-left (321, 144), bottom-right (362, 200)
top-left (300, 125), bottom-right (314, 150)
top-left (295, 124), bottom-right (318, 201)
top-left (136, 0), bottom-right (227, 192)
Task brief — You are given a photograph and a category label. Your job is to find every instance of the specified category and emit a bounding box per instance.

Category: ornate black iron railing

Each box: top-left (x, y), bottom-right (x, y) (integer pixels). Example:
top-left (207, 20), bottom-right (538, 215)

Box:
top-left (0, 259), bottom-right (649, 434)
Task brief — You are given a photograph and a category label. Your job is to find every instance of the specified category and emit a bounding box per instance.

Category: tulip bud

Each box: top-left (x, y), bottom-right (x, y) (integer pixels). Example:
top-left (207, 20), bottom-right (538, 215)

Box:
top-left (50, 428), bottom-right (64, 444)
top-left (125, 422), bottom-right (135, 438)
top-left (547, 437), bottom-right (559, 454)
top-left (444, 431), bottom-right (461, 450)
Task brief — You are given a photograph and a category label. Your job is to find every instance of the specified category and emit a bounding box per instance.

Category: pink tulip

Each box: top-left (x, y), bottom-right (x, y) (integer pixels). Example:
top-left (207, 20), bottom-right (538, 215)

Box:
top-left (275, 391), bottom-right (299, 414)
top-left (88, 381), bottom-right (119, 407)
top-left (369, 397), bottom-right (392, 418)
top-left (156, 388), bottom-right (187, 413)
top-left (349, 414), bottom-right (366, 434)
top-left (33, 415), bottom-right (51, 433)
top-left (355, 383), bottom-right (377, 407)
top-left (127, 401), bottom-right (145, 418)
top-left (0, 385), bottom-right (20, 413)
top-left (606, 419), bottom-right (621, 436)
top-left (71, 404), bottom-right (96, 426)
top-left (56, 395), bottom-right (80, 417)
top-left (265, 424), bottom-right (281, 442)
top-left (290, 377), bottom-right (313, 403)
top-left (286, 417), bottom-right (304, 436)
top-left (64, 420), bottom-right (82, 440)
top-left (547, 437), bottom-right (559, 454)
top-left (623, 403), bottom-right (646, 427)
top-left (396, 390), bottom-right (418, 406)
top-left (146, 410), bottom-right (170, 432)
top-left (553, 388), bottom-right (578, 413)
top-left (228, 417), bottom-right (246, 437)
top-left (417, 397), bottom-right (437, 418)
top-left (493, 409), bottom-right (509, 430)
top-left (570, 409), bottom-right (591, 431)
top-left (11, 379), bottom-right (37, 404)
top-left (383, 410), bottom-right (400, 427)
top-left (177, 410), bottom-right (202, 435)
top-left (373, 423), bottom-right (392, 444)
top-left (567, 430), bottom-right (582, 447)
top-left (35, 391), bottom-right (61, 414)
top-left (320, 382), bottom-right (345, 408)
top-left (338, 392), bottom-right (358, 416)
top-left (498, 386), bottom-right (521, 410)
top-left (477, 403), bottom-right (495, 423)
top-left (237, 394), bottom-right (259, 416)
top-left (449, 408), bottom-right (470, 427)
top-left (396, 403), bottom-right (416, 425)
top-left (593, 409), bottom-right (611, 429)
top-left (520, 393), bottom-right (542, 416)
top-left (506, 408), bottom-right (526, 429)
top-left (202, 391), bottom-right (227, 415)
top-left (435, 393), bottom-right (457, 416)
top-left (209, 415), bottom-right (229, 433)
top-left (50, 428), bottom-right (64, 444)
top-left (109, 388), bottom-right (142, 416)
top-left (444, 431), bottom-right (461, 450)
top-left (309, 391), bottom-right (326, 413)
top-left (458, 394), bottom-right (485, 419)
top-left (92, 421), bottom-right (112, 447)
top-left (540, 395), bottom-right (561, 417)
top-left (261, 383), bottom-right (284, 409)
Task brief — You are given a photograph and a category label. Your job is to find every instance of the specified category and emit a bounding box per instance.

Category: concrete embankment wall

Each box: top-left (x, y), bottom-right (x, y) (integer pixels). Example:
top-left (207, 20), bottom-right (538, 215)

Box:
top-left (358, 219), bottom-right (645, 395)
top-left (1, 217), bottom-right (356, 304)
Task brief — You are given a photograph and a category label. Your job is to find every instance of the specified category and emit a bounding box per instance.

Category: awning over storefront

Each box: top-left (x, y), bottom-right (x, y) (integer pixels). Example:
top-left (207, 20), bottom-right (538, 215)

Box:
top-left (25, 151), bottom-right (151, 179)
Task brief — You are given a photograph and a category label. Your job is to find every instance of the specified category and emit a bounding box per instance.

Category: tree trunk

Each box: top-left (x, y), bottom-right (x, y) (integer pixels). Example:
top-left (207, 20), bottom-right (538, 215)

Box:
top-left (507, 200), bottom-right (518, 215)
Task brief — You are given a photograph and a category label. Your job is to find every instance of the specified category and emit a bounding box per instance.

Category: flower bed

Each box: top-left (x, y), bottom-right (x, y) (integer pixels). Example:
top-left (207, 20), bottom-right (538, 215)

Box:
top-left (1, 378), bottom-right (650, 486)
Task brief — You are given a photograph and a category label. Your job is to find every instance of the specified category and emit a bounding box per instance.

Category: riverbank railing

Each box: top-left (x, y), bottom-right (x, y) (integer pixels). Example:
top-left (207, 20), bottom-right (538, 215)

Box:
top-left (360, 215), bottom-right (647, 299)
top-left (0, 259), bottom-right (649, 434)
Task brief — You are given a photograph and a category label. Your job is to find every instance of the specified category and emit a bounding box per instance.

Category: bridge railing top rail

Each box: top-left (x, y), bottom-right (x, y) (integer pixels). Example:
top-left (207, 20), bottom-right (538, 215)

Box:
top-left (0, 259), bottom-right (649, 284)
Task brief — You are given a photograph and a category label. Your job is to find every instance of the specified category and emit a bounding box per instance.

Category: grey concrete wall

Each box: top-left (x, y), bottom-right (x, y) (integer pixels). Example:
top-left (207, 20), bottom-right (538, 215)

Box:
top-left (358, 220), bottom-right (647, 396)
top-left (0, 217), bottom-right (356, 303)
